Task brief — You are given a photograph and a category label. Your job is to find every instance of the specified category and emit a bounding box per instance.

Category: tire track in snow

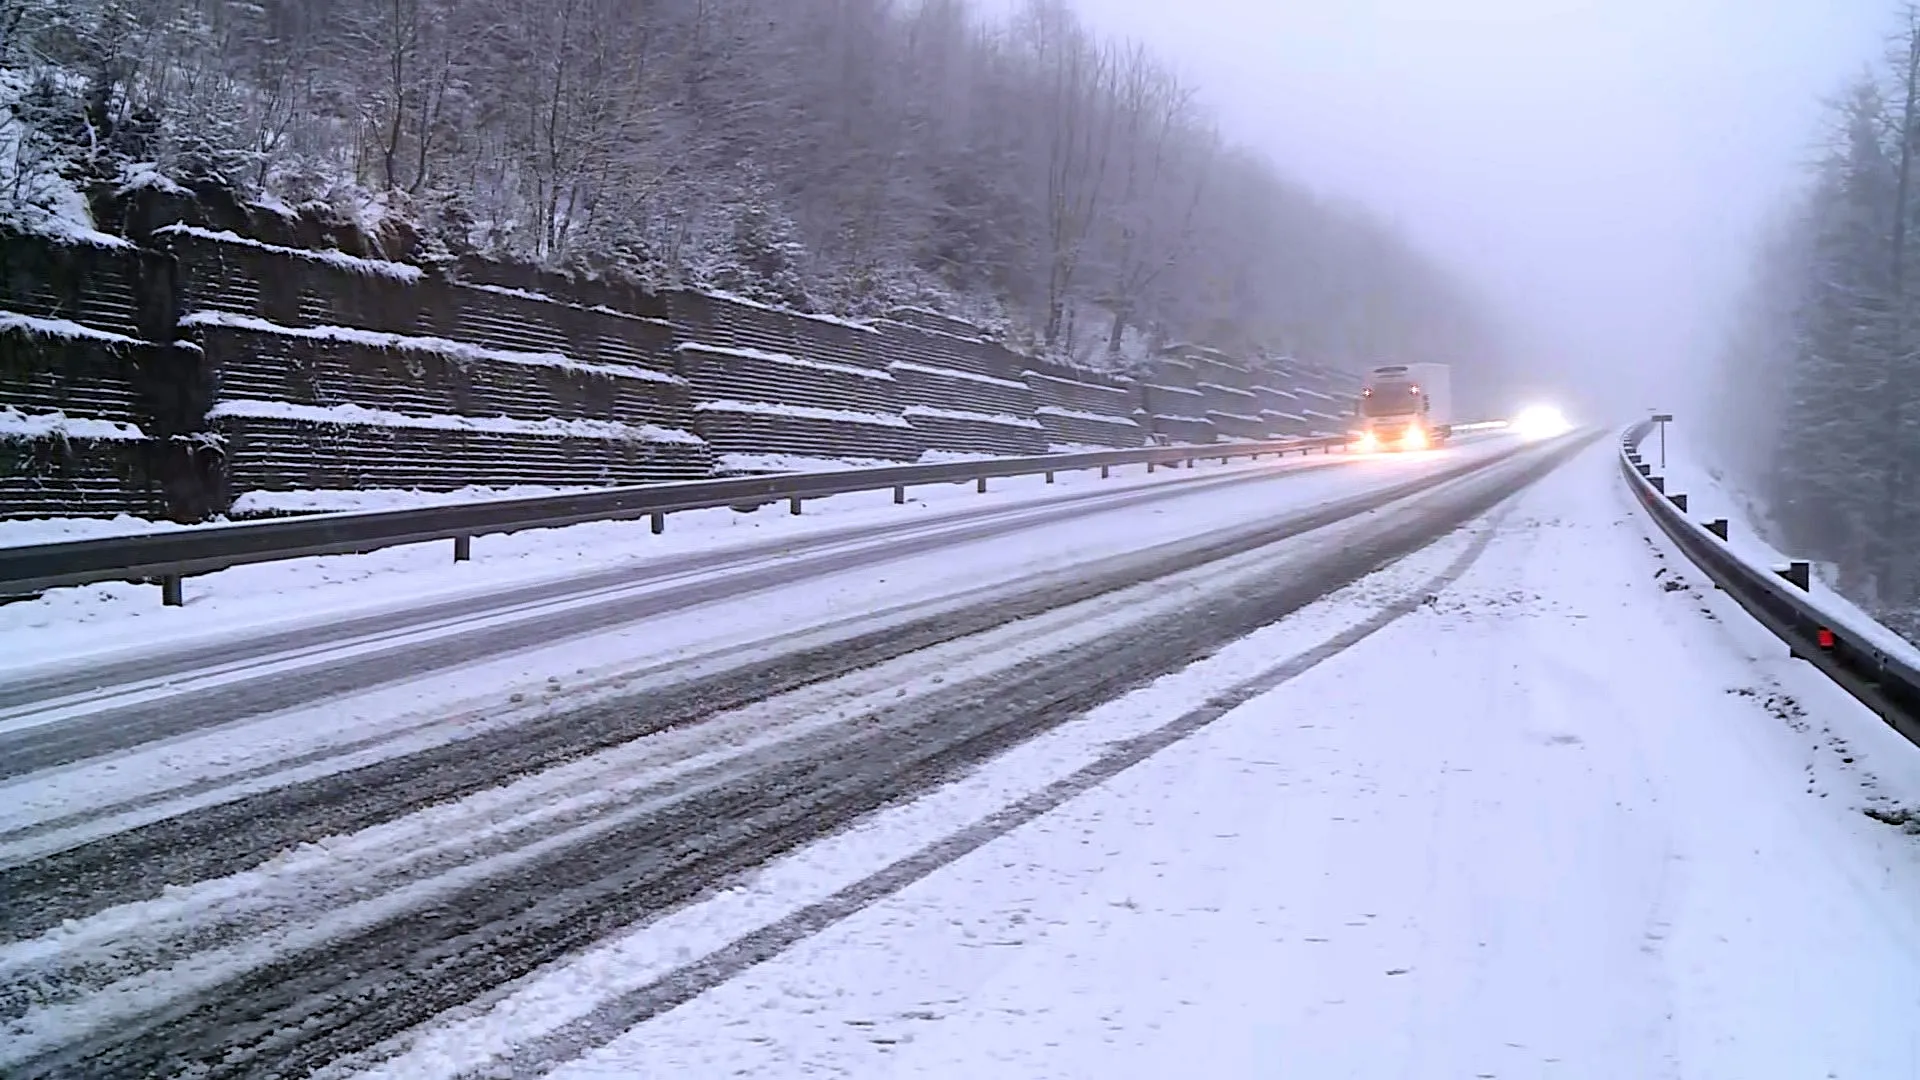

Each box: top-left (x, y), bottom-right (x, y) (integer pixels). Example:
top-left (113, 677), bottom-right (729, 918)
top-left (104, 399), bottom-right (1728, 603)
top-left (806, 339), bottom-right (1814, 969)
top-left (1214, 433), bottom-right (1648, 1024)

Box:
top-left (4, 436), bottom-right (1590, 1079)
top-left (462, 492), bottom-right (1516, 1080)
top-left (0, 448), bottom-right (1520, 942)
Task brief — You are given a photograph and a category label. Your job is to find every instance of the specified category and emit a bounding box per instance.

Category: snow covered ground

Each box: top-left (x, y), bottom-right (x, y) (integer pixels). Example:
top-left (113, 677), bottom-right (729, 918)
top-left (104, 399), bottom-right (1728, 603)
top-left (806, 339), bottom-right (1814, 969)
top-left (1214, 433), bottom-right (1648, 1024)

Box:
top-left (410, 437), bottom-right (1920, 1080)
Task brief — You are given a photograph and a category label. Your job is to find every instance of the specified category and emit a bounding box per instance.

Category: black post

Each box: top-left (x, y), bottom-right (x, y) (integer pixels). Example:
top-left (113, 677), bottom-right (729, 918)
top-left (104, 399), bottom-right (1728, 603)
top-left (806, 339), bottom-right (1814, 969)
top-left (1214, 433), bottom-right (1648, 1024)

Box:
top-left (1045, 471), bottom-right (1055, 484)
top-left (789, 496), bottom-right (803, 516)
top-left (161, 574), bottom-right (183, 607)
top-left (894, 485), bottom-right (906, 505)
top-left (1650, 476), bottom-right (1666, 494)
top-left (1707, 518), bottom-right (1729, 540)
top-left (976, 477), bottom-right (988, 493)
top-left (651, 511), bottom-right (665, 535)
top-left (454, 535), bottom-right (472, 562)
top-left (1670, 493), bottom-right (1688, 512)
top-left (1775, 561), bottom-right (1811, 591)
top-left (1100, 464), bottom-right (1111, 479)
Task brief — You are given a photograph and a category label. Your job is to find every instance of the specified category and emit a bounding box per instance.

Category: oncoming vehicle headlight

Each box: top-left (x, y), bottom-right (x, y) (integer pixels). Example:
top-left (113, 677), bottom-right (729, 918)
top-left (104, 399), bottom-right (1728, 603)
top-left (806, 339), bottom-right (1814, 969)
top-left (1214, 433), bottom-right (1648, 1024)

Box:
top-left (1356, 431), bottom-right (1380, 452)
top-left (1514, 404), bottom-right (1571, 440)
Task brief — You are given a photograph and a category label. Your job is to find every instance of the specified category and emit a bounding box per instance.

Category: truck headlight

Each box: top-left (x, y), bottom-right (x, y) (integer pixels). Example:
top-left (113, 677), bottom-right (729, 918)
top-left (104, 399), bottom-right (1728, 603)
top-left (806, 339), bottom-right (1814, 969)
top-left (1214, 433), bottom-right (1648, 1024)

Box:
top-left (1401, 425), bottom-right (1429, 450)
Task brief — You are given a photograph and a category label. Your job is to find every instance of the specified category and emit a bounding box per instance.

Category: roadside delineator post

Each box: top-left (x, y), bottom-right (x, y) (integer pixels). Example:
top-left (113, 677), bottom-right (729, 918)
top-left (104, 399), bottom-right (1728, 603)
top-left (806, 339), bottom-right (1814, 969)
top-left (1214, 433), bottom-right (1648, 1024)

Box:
top-left (1775, 560), bottom-right (1811, 591)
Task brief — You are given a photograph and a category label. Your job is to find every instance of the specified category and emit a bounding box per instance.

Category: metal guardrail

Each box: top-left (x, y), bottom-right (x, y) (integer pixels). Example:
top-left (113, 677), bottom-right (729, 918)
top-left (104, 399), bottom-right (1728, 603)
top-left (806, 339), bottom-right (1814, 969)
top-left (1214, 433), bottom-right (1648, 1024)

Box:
top-left (1, 434), bottom-right (1363, 606)
top-left (1618, 422), bottom-right (1920, 747)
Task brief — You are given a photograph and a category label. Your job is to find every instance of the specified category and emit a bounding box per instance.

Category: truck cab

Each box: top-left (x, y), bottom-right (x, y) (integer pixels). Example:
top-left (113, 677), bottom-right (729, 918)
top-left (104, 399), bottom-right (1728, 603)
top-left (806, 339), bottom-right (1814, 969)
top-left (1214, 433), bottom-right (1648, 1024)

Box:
top-left (1356, 363), bottom-right (1452, 452)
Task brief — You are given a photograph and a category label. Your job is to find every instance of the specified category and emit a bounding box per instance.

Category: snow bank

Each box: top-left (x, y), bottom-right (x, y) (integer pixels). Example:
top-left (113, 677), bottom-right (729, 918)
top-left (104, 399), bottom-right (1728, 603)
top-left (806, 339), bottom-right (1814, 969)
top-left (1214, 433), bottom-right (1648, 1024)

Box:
top-left (889, 360), bottom-right (1027, 390)
top-left (208, 399), bottom-right (704, 444)
top-left (227, 484), bottom-right (609, 516)
top-left (0, 311), bottom-right (140, 346)
top-left (0, 407), bottom-right (146, 442)
top-left (0, 514), bottom-right (189, 550)
top-left (154, 224), bottom-right (423, 282)
top-left (1034, 405), bottom-right (1139, 428)
top-left (179, 311), bottom-right (678, 384)
top-left (676, 342), bottom-right (893, 381)
top-left (903, 405), bottom-right (1044, 430)
top-left (694, 399), bottom-right (913, 429)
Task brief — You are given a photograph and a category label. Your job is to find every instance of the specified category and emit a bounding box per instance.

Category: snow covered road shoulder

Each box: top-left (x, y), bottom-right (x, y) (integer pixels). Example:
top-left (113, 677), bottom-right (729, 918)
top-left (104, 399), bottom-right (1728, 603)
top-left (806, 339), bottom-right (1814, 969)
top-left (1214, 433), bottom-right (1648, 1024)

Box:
top-left (532, 439), bottom-right (1920, 1080)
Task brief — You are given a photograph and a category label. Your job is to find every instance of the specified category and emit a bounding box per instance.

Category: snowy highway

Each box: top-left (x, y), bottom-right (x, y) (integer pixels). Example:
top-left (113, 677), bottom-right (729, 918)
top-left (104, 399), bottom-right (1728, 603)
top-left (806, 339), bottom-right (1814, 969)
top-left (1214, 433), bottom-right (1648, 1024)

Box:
top-left (6, 432), bottom-right (1920, 1078)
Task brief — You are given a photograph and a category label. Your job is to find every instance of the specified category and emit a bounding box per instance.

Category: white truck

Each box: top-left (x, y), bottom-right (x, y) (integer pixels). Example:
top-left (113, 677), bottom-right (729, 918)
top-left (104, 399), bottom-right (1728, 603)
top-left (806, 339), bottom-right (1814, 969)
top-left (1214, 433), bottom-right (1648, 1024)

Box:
top-left (1355, 362), bottom-right (1452, 451)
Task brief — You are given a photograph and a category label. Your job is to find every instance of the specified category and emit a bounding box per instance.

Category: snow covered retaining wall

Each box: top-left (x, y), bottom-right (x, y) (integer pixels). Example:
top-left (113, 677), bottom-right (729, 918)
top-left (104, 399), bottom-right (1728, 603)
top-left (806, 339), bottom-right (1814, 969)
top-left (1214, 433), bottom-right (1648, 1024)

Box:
top-left (666, 291), bottom-right (924, 471)
top-left (869, 313), bottom-right (1048, 457)
top-left (0, 231), bottom-right (206, 519)
top-left (162, 226), bottom-right (712, 509)
top-left (0, 208), bottom-right (1366, 521)
top-left (1021, 359), bottom-right (1147, 450)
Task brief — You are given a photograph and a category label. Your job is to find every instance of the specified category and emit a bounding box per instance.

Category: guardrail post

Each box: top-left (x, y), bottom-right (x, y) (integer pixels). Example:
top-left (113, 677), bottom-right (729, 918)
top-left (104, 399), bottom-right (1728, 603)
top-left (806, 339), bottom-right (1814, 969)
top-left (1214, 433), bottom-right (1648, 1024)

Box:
top-left (1669, 493), bottom-right (1688, 512)
top-left (1147, 460), bottom-right (1156, 473)
top-left (1045, 471), bottom-right (1056, 484)
top-left (1636, 463), bottom-right (1651, 477)
top-left (1706, 518), bottom-right (1729, 540)
top-left (1649, 476), bottom-right (1666, 493)
top-left (160, 574), bottom-right (183, 607)
top-left (651, 512), bottom-right (666, 535)
top-left (893, 485), bottom-right (906, 504)
top-left (453, 535), bottom-right (472, 562)
top-left (789, 496), bottom-right (803, 516)
top-left (1774, 560), bottom-right (1812, 591)
top-left (976, 477), bottom-right (988, 493)
top-left (1185, 457), bottom-right (1196, 468)
top-left (1100, 464), bottom-right (1111, 479)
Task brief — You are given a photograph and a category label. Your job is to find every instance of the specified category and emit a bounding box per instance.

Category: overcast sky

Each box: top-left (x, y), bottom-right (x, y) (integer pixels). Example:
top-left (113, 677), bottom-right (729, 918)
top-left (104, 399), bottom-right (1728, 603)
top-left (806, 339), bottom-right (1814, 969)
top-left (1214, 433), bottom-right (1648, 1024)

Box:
top-left (1046, 0), bottom-right (1889, 416)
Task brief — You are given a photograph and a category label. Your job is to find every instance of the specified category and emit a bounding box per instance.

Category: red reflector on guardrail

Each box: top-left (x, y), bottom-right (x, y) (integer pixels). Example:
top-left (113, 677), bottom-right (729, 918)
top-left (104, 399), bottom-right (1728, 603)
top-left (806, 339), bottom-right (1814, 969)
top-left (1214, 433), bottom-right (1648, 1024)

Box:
top-left (1819, 628), bottom-right (1836, 650)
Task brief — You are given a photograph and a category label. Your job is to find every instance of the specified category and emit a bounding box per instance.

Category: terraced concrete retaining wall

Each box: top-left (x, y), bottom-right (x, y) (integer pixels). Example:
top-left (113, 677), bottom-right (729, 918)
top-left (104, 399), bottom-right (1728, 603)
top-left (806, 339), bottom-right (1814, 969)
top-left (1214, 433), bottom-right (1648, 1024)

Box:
top-left (0, 225), bottom-right (1358, 522)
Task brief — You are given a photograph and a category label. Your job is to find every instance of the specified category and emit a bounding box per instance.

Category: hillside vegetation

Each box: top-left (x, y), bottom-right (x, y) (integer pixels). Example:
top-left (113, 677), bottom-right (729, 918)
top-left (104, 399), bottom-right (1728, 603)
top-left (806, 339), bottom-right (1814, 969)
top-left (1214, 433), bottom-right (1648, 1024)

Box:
top-left (1, 0), bottom-right (1504, 370)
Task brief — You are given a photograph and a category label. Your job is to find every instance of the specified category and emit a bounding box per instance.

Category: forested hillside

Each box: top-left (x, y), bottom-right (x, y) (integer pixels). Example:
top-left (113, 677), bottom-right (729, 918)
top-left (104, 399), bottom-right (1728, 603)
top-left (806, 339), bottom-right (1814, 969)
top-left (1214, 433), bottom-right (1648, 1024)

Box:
top-left (1711, 13), bottom-right (1920, 638)
top-left (0, 0), bottom-right (1503, 370)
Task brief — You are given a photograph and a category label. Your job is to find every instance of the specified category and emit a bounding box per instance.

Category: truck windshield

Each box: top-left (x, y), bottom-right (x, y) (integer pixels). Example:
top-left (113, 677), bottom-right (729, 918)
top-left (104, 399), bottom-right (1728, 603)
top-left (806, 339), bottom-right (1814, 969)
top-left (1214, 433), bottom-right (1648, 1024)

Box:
top-left (1362, 386), bottom-right (1422, 417)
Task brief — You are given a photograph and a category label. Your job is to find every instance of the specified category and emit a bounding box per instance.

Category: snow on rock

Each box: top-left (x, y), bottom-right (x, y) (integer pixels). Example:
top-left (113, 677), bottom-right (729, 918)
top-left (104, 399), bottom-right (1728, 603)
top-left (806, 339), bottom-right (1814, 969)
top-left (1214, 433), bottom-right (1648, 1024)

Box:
top-left (0, 311), bottom-right (141, 346)
top-left (0, 407), bottom-right (146, 442)
top-left (113, 162), bottom-right (188, 197)
top-left (227, 485), bottom-right (609, 517)
top-left (179, 311), bottom-right (679, 383)
top-left (888, 360), bottom-right (1028, 390)
top-left (675, 342), bottom-right (893, 381)
top-left (207, 399), bottom-right (704, 444)
top-left (693, 399), bottom-right (913, 429)
top-left (153, 223), bottom-right (422, 282)
top-left (903, 404), bottom-right (1044, 430)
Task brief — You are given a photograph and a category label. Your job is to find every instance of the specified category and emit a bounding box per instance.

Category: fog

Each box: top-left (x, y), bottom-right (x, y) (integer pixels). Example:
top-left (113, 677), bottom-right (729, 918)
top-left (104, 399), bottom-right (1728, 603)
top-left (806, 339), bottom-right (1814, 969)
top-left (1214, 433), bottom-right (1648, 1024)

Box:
top-left (1056, 0), bottom-right (1888, 419)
